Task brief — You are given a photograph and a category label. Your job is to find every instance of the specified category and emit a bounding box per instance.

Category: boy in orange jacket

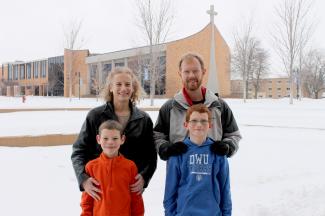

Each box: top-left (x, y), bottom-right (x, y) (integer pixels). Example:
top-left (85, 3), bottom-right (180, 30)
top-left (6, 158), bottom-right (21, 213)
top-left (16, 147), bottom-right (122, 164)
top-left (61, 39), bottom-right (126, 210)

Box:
top-left (80, 120), bottom-right (144, 216)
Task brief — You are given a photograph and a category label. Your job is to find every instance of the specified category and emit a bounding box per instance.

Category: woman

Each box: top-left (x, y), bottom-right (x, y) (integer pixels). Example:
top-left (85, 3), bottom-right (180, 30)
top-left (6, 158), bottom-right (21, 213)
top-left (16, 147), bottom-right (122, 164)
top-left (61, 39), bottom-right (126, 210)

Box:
top-left (71, 67), bottom-right (157, 200)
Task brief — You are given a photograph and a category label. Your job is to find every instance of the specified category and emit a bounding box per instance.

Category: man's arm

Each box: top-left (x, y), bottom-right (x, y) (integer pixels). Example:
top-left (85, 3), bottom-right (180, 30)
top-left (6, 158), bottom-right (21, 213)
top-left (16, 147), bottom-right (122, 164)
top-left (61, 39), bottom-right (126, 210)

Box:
top-left (153, 101), bottom-right (171, 152)
top-left (220, 98), bottom-right (242, 157)
top-left (154, 100), bottom-right (188, 160)
top-left (154, 101), bottom-right (172, 160)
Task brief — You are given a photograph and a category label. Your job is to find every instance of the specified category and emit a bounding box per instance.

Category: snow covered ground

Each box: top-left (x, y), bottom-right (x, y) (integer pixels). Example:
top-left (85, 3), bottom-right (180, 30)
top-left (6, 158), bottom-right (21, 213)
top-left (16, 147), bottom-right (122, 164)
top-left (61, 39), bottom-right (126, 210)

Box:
top-left (0, 96), bottom-right (325, 216)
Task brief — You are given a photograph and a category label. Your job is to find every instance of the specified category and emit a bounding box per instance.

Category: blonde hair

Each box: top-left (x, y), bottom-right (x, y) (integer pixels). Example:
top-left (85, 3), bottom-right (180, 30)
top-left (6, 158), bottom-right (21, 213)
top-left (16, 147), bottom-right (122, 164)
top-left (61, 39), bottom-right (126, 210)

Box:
top-left (101, 67), bottom-right (141, 104)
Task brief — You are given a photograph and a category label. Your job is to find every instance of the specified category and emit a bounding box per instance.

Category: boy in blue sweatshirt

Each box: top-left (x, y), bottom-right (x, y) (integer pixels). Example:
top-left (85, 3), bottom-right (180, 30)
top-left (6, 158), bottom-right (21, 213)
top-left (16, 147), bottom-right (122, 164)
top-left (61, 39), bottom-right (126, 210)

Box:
top-left (163, 104), bottom-right (232, 216)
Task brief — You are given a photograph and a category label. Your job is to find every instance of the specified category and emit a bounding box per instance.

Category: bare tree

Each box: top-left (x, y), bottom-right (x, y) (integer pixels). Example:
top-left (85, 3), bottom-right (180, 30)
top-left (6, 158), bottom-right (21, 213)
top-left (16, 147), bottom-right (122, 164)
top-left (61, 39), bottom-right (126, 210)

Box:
top-left (0, 78), bottom-right (5, 95)
top-left (250, 47), bottom-right (270, 99)
top-left (301, 49), bottom-right (325, 98)
top-left (232, 19), bottom-right (269, 101)
top-left (91, 78), bottom-right (100, 101)
top-left (48, 59), bottom-right (64, 96)
top-left (272, 0), bottom-right (314, 104)
top-left (63, 19), bottom-right (86, 101)
top-left (134, 0), bottom-right (174, 106)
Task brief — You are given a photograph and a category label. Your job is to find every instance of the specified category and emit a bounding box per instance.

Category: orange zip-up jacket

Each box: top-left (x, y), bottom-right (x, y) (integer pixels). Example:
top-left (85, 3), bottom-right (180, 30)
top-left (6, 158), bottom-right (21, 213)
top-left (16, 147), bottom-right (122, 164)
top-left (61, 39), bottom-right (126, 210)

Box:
top-left (80, 153), bottom-right (144, 216)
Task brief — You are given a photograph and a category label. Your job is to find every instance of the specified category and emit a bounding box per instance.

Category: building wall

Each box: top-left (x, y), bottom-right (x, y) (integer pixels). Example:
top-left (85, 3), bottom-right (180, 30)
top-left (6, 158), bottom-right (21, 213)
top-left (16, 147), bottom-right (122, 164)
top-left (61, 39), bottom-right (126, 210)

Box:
top-left (165, 23), bottom-right (231, 98)
top-left (231, 78), bottom-right (300, 99)
top-left (63, 49), bottom-right (90, 97)
top-left (19, 60), bottom-right (48, 96)
top-left (1, 60), bottom-right (48, 96)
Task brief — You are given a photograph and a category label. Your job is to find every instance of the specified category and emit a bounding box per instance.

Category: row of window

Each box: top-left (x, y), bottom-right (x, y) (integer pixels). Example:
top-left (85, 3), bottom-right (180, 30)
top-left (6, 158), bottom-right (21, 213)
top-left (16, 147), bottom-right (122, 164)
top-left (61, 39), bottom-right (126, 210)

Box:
top-left (268, 80), bottom-right (290, 84)
top-left (268, 95), bottom-right (290, 98)
top-left (6, 61), bottom-right (47, 81)
top-left (248, 87), bottom-right (291, 91)
top-left (268, 87), bottom-right (290, 91)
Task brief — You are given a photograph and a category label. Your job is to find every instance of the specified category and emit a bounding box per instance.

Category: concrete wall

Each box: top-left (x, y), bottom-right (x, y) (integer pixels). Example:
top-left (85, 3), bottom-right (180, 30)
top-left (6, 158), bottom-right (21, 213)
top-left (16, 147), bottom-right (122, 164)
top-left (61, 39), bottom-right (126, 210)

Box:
top-left (0, 134), bottom-right (77, 147)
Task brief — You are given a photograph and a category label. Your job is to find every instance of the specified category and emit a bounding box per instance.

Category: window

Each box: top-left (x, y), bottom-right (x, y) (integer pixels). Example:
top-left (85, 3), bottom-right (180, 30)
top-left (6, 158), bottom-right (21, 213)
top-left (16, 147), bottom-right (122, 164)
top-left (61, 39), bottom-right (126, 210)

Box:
top-left (277, 88), bottom-right (281, 90)
top-left (143, 67), bottom-right (149, 81)
top-left (8, 64), bottom-right (13, 80)
top-left (47, 56), bottom-right (64, 96)
top-left (41, 61), bottom-right (47, 78)
top-left (103, 63), bottom-right (111, 72)
top-left (115, 62), bottom-right (124, 67)
top-left (268, 95), bottom-right (272, 98)
top-left (277, 80), bottom-right (282, 83)
top-left (14, 65), bottom-right (18, 80)
top-left (90, 64), bottom-right (98, 95)
top-left (102, 63), bottom-right (112, 85)
top-left (26, 63), bottom-right (31, 79)
top-left (33, 62), bottom-right (39, 78)
top-left (20, 64), bottom-right (25, 80)
top-left (287, 87), bottom-right (290, 90)
top-left (268, 88), bottom-right (272, 91)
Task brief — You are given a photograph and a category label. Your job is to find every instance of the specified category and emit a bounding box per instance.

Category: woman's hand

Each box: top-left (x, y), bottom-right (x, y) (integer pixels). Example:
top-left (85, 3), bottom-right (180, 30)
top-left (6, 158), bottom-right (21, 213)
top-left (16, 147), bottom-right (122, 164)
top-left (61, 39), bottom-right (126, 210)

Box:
top-left (83, 177), bottom-right (102, 201)
top-left (130, 174), bottom-right (144, 195)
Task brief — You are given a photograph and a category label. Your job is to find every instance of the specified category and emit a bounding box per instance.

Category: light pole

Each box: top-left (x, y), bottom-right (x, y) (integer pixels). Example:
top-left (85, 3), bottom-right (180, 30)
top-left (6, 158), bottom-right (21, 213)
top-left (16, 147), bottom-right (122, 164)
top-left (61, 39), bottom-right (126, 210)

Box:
top-left (78, 72), bottom-right (80, 100)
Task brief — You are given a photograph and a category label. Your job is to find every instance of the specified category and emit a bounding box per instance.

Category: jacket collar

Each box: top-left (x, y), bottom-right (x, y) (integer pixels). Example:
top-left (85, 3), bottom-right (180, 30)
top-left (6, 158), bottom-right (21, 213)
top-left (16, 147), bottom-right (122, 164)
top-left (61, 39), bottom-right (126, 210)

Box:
top-left (174, 87), bottom-right (220, 109)
top-left (183, 137), bottom-right (214, 147)
top-left (103, 101), bottom-right (145, 121)
top-left (182, 87), bottom-right (206, 106)
top-left (99, 152), bottom-right (123, 163)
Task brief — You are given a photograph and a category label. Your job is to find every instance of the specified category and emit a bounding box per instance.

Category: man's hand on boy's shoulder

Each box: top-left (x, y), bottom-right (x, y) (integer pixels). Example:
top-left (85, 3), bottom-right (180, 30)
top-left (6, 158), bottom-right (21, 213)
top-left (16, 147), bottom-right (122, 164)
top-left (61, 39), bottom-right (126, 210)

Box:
top-left (83, 177), bottom-right (102, 201)
top-left (159, 141), bottom-right (188, 161)
top-left (210, 140), bottom-right (234, 157)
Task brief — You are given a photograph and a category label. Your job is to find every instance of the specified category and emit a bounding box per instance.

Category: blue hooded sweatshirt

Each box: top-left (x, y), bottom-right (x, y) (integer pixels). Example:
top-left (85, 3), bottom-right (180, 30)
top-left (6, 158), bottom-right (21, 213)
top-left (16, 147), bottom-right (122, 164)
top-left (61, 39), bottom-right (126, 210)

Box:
top-left (163, 137), bottom-right (232, 216)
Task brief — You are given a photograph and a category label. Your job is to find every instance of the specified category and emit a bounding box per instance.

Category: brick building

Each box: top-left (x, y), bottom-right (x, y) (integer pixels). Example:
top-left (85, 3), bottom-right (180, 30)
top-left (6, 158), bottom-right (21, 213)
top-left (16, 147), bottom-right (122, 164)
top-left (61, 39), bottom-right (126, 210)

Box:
top-left (0, 11), bottom-right (232, 98)
top-left (231, 78), bottom-right (299, 99)
top-left (85, 21), bottom-right (231, 98)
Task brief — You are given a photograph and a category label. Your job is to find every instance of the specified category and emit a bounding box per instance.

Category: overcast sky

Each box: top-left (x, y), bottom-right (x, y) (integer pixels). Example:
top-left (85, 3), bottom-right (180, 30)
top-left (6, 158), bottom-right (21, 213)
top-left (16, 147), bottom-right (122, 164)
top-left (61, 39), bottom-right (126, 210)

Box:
top-left (1, 0), bottom-right (324, 75)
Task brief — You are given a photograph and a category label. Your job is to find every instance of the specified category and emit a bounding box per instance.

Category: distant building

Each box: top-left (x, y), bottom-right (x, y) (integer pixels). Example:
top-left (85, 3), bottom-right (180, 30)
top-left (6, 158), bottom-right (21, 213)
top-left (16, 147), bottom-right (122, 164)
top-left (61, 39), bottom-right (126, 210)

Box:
top-left (84, 21), bottom-right (231, 98)
top-left (0, 7), bottom-right (232, 98)
top-left (0, 58), bottom-right (54, 96)
top-left (231, 78), bottom-right (301, 99)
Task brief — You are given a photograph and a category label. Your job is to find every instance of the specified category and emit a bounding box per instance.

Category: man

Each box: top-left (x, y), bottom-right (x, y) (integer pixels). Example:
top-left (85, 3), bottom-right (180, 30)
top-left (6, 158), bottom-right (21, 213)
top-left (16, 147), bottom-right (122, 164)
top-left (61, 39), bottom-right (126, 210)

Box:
top-left (154, 53), bottom-right (241, 160)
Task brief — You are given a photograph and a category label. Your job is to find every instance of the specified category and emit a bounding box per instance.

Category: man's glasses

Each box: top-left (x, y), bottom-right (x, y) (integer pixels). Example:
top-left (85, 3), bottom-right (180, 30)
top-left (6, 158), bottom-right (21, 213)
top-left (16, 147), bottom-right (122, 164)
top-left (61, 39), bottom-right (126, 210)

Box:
top-left (188, 119), bottom-right (209, 125)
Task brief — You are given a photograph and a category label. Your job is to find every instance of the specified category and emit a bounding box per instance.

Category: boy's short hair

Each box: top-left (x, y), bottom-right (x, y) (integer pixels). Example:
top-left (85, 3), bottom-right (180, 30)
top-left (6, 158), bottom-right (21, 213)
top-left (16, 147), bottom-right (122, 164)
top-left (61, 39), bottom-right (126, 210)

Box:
top-left (178, 53), bottom-right (205, 70)
top-left (186, 104), bottom-right (212, 122)
top-left (98, 120), bottom-right (124, 136)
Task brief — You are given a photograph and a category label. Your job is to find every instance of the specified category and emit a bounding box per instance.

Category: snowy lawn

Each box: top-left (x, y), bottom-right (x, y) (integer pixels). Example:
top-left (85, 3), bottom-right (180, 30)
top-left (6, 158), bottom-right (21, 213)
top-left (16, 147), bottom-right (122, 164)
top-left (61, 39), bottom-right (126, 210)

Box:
top-left (0, 97), bottom-right (325, 215)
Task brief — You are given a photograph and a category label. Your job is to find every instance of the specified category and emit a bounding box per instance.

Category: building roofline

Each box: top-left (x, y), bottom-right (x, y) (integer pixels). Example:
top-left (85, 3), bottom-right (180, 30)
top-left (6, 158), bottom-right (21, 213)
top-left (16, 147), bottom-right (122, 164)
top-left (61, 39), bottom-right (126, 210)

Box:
top-left (86, 44), bottom-right (167, 64)
top-left (86, 23), bottom-right (214, 64)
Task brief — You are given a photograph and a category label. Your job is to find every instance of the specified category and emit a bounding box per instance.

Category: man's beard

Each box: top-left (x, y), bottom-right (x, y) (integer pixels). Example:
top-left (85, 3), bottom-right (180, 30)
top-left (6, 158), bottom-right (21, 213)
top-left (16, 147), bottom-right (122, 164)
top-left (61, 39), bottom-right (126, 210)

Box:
top-left (185, 78), bottom-right (202, 91)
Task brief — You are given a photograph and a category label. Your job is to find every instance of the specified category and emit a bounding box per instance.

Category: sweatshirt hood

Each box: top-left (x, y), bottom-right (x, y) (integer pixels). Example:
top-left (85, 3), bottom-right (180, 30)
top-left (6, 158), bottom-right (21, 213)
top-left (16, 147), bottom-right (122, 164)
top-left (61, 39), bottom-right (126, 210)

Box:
top-left (183, 137), bottom-right (214, 148)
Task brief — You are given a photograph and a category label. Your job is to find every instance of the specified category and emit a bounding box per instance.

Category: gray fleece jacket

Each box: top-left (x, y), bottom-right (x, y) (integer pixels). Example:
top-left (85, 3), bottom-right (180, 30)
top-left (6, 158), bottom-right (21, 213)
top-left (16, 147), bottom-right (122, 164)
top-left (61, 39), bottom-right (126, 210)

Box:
top-left (154, 89), bottom-right (241, 159)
